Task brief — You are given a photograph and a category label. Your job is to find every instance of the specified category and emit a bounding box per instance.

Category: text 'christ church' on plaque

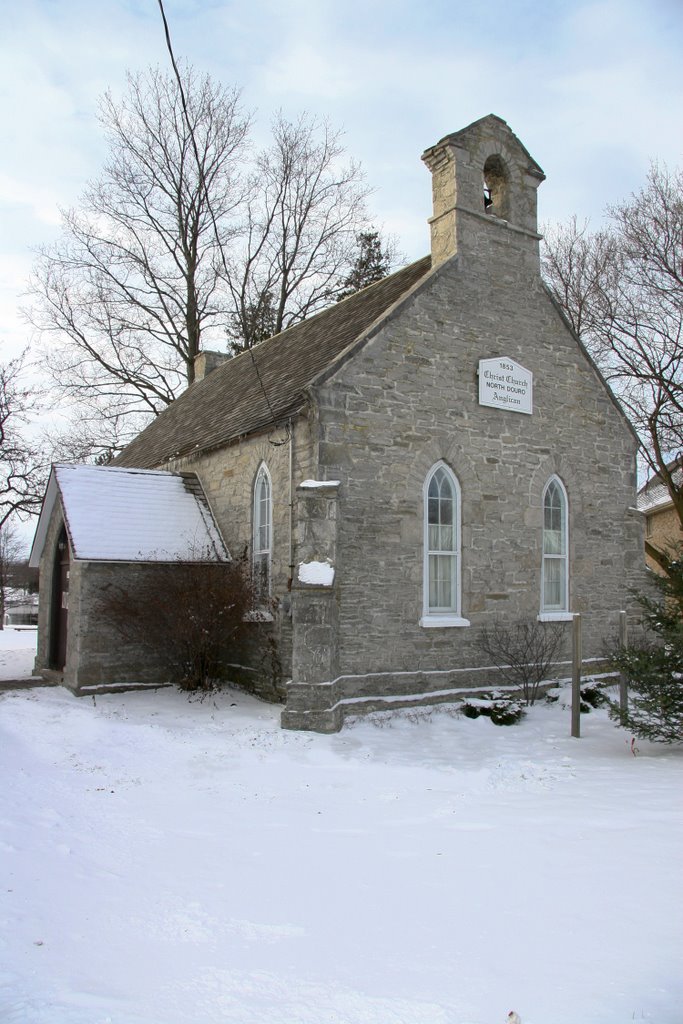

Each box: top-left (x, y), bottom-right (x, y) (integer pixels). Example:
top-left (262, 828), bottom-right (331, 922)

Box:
top-left (478, 356), bottom-right (533, 415)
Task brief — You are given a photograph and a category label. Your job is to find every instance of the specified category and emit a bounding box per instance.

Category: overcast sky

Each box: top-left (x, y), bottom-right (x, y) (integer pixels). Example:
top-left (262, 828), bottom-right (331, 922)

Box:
top-left (1, 0), bottom-right (681, 361)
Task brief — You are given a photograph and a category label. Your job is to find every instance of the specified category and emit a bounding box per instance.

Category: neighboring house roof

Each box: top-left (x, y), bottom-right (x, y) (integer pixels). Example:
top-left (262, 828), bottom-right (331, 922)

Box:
top-left (29, 465), bottom-right (229, 567)
top-left (4, 589), bottom-right (39, 608)
top-left (115, 256), bottom-right (432, 469)
top-left (637, 461), bottom-right (682, 513)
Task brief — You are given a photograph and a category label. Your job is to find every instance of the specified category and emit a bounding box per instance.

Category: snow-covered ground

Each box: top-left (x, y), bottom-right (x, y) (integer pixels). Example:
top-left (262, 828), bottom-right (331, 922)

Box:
top-left (0, 630), bottom-right (681, 1024)
top-left (0, 625), bottom-right (38, 680)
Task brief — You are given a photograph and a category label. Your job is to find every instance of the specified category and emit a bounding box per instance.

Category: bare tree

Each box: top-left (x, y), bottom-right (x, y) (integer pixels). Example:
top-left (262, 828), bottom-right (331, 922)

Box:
top-left (42, 399), bottom-right (154, 467)
top-left (0, 351), bottom-right (46, 530)
top-left (28, 73), bottom-right (385, 447)
top-left (0, 522), bottom-right (24, 629)
top-left (226, 112), bottom-right (372, 350)
top-left (28, 65), bottom-right (251, 445)
top-left (542, 165), bottom-right (683, 558)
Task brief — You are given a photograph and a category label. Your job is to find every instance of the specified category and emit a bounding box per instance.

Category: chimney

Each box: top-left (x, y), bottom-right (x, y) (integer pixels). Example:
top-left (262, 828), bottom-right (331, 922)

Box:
top-left (194, 349), bottom-right (231, 382)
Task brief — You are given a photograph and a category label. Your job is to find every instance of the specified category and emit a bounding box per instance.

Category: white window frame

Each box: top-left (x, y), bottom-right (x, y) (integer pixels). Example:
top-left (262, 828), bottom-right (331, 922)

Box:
top-left (420, 461), bottom-right (469, 628)
top-left (539, 475), bottom-right (570, 619)
top-left (252, 462), bottom-right (272, 600)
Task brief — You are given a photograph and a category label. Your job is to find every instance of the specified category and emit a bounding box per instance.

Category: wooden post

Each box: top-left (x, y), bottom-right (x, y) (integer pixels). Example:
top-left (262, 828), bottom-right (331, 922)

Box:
top-left (571, 613), bottom-right (582, 738)
top-left (619, 610), bottom-right (628, 724)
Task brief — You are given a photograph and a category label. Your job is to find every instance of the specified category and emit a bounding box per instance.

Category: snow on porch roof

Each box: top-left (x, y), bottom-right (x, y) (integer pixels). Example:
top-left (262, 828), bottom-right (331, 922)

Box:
top-left (29, 464), bottom-right (229, 567)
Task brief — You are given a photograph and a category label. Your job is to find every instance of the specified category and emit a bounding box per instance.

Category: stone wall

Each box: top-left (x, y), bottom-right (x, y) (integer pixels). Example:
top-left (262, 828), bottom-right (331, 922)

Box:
top-left (646, 504), bottom-right (681, 572)
top-left (163, 416), bottom-right (316, 688)
top-left (283, 482), bottom-right (340, 730)
top-left (38, 542), bottom-right (285, 696)
top-left (283, 242), bottom-right (644, 730)
top-left (34, 506), bottom-right (169, 692)
top-left (69, 561), bottom-right (173, 690)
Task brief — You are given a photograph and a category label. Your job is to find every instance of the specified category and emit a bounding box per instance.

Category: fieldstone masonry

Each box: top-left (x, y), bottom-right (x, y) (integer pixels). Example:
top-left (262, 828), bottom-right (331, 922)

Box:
top-left (281, 116), bottom-right (644, 731)
top-left (422, 115), bottom-right (544, 268)
top-left (32, 116), bottom-right (645, 730)
top-left (35, 503), bottom-right (178, 692)
top-left (284, 482), bottom-right (341, 731)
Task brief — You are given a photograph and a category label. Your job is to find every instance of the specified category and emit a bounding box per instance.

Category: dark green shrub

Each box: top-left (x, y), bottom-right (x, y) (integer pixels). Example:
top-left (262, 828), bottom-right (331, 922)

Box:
top-left (580, 684), bottom-right (607, 709)
top-left (460, 692), bottom-right (525, 726)
top-left (488, 699), bottom-right (525, 726)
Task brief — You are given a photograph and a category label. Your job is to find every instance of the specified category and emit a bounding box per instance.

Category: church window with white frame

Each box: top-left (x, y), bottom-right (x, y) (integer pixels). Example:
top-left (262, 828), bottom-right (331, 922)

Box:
top-left (253, 463), bottom-right (272, 600)
top-left (421, 462), bottom-right (468, 627)
top-left (541, 475), bottom-right (569, 614)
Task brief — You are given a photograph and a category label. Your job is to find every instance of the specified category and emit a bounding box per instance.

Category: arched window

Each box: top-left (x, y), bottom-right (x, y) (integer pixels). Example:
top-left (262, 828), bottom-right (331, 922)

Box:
top-left (542, 476), bottom-right (569, 613)
top-left (421, 463), bottom-right (468, 627)
top-left (253, 463), bottom-right (272, 600)
top-left (483, 154), bottom-right (510, 219)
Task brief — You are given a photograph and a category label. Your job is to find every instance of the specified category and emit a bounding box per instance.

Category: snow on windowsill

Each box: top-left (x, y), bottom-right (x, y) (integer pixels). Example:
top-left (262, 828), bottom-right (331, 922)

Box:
top-left (298, 479), bottom-right (340, 489)
top-left (419, 615), bottom-right (471, 629)
top-left (298, 560), bottom-right (335, 586)
top-left (537, 612), bottom-right (575, 622)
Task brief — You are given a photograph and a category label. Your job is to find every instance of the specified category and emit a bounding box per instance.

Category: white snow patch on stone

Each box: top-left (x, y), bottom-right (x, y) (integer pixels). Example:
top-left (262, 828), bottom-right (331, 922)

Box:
top-left (298, 559), bottom-right (335, 585)
top-left (298, 479), bottom-right (340, 489)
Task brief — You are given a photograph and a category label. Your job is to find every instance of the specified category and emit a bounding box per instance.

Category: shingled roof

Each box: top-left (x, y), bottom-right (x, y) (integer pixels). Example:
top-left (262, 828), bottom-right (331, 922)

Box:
top-left (116, 256), bottom-right (432, 469)
top-left (638, 459), bottom-right (682, 513)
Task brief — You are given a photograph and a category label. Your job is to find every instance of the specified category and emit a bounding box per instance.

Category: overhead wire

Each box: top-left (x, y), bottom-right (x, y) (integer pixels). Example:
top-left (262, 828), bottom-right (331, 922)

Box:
top-left (156, 0), bottom-right (290, 447)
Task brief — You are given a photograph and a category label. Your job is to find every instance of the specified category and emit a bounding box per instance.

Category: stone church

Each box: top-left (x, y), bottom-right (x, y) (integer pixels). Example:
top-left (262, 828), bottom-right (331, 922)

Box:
top-left (30, 115), bottom-right (644, 731)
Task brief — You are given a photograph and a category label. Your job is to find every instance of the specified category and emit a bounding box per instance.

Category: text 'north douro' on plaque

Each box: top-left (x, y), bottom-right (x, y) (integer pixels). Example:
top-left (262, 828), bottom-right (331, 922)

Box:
top-left (478, 356), bottom-right (533, 415)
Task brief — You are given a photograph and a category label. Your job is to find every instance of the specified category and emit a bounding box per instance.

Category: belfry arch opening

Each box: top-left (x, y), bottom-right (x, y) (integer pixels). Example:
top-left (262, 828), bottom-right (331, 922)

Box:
top-left (483, 154), bottom-right (510, 219)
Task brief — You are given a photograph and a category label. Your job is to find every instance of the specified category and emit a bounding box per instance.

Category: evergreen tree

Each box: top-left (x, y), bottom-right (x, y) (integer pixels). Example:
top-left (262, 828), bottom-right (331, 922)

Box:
top-left (230, 291), bottom-right (277, 348)
top-left (609, 552), bottom-right (683, 742)
top-left (335, 230), bottom-right (393, 301)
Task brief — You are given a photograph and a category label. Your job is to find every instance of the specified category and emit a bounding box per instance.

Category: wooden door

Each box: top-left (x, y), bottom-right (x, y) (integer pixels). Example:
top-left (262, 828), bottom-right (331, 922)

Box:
top-left (50, 530), bottom-right (70, 670)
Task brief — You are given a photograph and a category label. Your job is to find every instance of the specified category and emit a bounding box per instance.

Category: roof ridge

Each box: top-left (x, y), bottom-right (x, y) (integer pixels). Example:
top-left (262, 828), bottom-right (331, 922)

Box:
top-left (115, 255), bottom-right (433, 469)
top-left (237, 255), bottom-right (432, 359)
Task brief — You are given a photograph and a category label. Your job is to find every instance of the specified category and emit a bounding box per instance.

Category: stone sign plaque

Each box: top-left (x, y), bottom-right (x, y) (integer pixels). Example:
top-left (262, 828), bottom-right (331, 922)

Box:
top-left (478, 356), bottom-right (533, 415)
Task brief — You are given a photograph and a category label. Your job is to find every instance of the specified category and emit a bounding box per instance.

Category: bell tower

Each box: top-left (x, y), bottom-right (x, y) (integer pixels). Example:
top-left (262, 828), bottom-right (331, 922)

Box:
top-left (422, 114), bottom-right (545, 268)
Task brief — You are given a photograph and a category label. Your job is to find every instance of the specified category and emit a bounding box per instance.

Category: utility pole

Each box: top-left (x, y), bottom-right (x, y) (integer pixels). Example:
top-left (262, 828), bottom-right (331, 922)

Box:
top-left (619, 610), bottom-right (628, 724)
top-left (571, 613), bottom-right (582, 738)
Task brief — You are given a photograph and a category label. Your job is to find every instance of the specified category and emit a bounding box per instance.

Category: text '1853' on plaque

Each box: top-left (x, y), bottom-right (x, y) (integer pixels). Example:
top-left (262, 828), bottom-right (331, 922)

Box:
top-left (478, 356), bottom-right (533, 415)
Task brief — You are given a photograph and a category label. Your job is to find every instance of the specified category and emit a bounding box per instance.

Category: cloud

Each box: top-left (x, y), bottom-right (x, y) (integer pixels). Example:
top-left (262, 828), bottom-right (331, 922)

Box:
top-left (0, 0), bottom-right (680, 326)
top-left (0, 176), bottom-right (63, 228)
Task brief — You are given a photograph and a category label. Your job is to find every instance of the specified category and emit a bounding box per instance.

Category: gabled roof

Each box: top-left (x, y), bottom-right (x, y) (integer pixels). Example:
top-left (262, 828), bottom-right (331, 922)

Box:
top-left (29, 465), bottom-right (229, 567)
top-left (423, 114), bottom-right (545, 180)
top-left (115, 257), bottom-right (432, 469)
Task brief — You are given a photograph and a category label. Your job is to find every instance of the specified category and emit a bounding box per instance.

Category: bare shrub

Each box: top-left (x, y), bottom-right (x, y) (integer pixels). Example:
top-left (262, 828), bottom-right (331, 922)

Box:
top-left (478, 620), bottom-right (566, 706)
top-left (99, 555), bottom-right (261, 691)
